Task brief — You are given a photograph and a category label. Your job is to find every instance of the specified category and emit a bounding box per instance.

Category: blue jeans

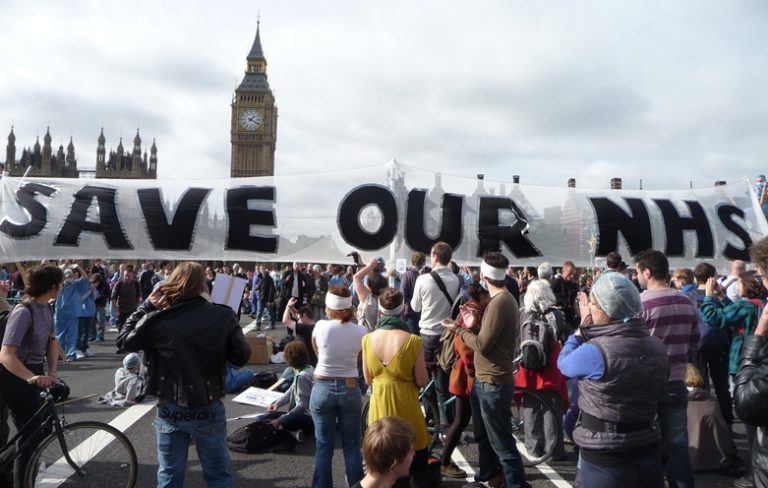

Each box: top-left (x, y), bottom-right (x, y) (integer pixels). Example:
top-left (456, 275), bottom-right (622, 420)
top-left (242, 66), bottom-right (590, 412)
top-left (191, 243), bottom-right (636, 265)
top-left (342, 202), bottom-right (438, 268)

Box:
top-left (658, 381), bottom-right (695, 488)
top-left (55, 316), bottom-right (79, 360)
top-left (250, 295), bottom-right (259, 315)
top-left (470, 380), bottom-right (528, 487)
top-left (309, 378), bottom-right (364, 488)
top-left (95, 306), bottom-right (106, 340)
top-left (154, 400), bottom-right (232, 488)
top-left (256, 300), bottom-right (275, 327)
top-left (77, 316), bottom-right (93, 352)
top-left (224, 365), bottom-right (254, 393)
top-left (109, 302), bottom-right (117, 327)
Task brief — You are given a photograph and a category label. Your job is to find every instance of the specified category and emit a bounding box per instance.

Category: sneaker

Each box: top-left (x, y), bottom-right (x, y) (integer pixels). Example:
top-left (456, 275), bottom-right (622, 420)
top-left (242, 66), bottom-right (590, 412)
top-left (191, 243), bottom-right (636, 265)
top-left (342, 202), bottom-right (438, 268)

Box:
top-left (441, 461), bottom-right (467, 479)
top-left (289, 430), bottom-right (305, 443)
top-left (75, 351), bottom-right (86, 360)
top-left (83, 349), bottom-right (95, 357)
top-left (266, 324), bottom-right (275, 330)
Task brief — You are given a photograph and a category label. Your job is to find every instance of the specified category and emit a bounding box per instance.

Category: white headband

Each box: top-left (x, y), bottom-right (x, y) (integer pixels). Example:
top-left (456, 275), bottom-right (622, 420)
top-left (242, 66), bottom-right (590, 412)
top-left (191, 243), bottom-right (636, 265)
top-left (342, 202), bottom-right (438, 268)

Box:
top-left (481, 261), bottom-right (507, 281)
top-left (325, 292), bottom-right (353, 310)
top-left (379, 302), bottom-right (405, 317)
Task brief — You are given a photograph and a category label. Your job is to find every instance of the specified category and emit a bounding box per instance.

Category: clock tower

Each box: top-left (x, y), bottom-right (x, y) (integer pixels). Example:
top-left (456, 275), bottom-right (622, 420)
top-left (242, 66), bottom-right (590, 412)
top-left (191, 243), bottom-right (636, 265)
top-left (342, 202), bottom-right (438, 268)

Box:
top-left (230, 22), bottom-right (278, 177)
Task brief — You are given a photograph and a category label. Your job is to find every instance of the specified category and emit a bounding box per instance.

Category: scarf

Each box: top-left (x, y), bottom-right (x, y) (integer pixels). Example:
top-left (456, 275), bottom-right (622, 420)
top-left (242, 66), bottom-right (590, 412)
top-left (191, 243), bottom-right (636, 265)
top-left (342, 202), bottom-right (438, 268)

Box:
top-left (376, 315), bottom-right (411, 332)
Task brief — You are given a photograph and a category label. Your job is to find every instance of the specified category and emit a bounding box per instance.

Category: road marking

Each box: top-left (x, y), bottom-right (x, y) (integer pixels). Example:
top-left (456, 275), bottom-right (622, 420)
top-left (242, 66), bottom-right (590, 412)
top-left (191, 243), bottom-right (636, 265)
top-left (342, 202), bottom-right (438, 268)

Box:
top-left (33, 402), bottom-right (155, 487)
top-left (450, 445), bottom-right (476, 482)
top-left (514, 438), bottom-right (573, 488)
top-left (107, 401), bottom-right (156, 431)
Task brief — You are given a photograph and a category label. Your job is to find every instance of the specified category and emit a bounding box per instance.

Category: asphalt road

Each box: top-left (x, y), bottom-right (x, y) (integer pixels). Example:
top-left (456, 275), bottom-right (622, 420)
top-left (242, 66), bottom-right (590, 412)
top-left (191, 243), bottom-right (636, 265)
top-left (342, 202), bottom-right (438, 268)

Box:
top-left (36, 319), bottom-right (748, 488)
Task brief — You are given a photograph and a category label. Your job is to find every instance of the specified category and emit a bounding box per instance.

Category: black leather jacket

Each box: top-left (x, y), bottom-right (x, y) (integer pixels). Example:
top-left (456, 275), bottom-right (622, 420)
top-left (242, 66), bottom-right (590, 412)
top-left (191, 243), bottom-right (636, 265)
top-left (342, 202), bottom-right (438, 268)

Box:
top-left (116, 297), bottom-right (251, 408)
top-left (734, 334), bottom-right (768, 486)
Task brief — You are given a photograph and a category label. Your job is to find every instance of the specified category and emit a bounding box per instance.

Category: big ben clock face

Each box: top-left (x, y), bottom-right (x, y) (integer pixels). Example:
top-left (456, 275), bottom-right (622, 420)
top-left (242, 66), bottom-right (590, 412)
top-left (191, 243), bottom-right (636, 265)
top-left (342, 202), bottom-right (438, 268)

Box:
top-left (239, 110), bottom-right (262, 131)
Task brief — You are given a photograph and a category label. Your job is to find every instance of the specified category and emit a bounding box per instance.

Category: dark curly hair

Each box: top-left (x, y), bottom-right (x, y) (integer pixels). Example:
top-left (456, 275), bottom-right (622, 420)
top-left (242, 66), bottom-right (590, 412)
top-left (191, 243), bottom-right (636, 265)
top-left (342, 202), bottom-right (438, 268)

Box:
top-left (25, 265), bottom-right (64, 297)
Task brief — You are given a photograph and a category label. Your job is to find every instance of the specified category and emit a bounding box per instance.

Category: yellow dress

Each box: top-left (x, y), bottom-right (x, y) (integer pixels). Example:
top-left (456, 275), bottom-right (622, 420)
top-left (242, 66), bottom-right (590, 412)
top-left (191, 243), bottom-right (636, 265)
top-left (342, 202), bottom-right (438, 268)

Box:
top-left (363, 333), bottom-right (430, 451)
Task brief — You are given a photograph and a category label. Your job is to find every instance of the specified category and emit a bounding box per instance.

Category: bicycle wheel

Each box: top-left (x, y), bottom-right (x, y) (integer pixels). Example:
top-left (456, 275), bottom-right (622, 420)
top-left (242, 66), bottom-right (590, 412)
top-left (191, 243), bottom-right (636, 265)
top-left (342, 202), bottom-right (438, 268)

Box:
top-left (420, 396), bottom-right (441, 454)
top-left (511, 388), bottom-right (563, 467)
top-left (25, 421), bottom-right (137, 488)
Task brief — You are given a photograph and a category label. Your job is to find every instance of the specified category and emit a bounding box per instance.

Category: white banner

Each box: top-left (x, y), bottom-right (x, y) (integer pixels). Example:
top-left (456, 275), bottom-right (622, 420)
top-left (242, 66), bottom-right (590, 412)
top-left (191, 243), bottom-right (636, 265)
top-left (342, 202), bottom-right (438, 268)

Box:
top-left (1, 161), bottom-right (766, 269)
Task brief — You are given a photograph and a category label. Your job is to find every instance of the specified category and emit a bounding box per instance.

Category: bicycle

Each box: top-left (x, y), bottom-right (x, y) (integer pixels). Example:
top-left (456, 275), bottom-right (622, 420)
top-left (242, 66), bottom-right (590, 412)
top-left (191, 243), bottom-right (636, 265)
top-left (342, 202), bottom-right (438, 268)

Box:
top-left (0, 388), bottom-right (138, 487)
top-left (361, 373), bottom-right (562, 467)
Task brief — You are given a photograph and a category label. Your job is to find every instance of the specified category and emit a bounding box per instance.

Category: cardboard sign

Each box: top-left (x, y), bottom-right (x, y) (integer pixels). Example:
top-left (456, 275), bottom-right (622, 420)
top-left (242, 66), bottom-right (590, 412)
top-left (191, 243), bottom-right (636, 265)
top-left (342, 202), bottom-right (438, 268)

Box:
top-left (232, 387), bottom-right (284, 408)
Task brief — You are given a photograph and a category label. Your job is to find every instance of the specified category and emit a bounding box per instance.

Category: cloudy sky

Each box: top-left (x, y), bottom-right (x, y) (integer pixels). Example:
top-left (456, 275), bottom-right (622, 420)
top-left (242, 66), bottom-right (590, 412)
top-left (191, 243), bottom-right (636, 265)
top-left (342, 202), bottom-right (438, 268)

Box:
top-left (1, 0), bottom-right (767, 189)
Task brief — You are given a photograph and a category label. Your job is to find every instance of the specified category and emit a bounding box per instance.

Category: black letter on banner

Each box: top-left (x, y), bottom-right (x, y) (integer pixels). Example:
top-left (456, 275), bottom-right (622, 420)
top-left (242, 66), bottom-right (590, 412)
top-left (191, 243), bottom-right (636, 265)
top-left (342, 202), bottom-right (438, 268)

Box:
top-left (0, 183), bottom-right (56, 238)
top-left (225, 186), bottom-right (278, 252)
top-left (54, 186), bottom-right (131, 249)
top-left (338, 185), bottom-right (397, 251)
top-left (654, 200), bottom-right (714, 257)
top-left (137, 188), bottom-right (211, 250)
top-left (405, 189), bottom-right (463, 252)
top-left (717, 205), bottom-right (751, 261)
top-left (477, 197), bottom-right (541, 258)
top-left (589, 197), bottom-right (652, 256)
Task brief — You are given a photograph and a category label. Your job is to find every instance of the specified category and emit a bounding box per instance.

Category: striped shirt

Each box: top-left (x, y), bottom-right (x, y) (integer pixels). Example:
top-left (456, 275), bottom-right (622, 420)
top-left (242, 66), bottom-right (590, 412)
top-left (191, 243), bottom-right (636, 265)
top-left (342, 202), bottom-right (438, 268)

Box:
top-left (641, 287), bottom-right (700, 383)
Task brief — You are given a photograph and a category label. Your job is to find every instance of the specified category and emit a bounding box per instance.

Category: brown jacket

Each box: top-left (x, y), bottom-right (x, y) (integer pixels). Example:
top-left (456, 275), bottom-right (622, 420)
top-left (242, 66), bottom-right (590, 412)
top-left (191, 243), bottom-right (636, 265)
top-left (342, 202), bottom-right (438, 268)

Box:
top-left (458, 291), bottom-right (517, 384)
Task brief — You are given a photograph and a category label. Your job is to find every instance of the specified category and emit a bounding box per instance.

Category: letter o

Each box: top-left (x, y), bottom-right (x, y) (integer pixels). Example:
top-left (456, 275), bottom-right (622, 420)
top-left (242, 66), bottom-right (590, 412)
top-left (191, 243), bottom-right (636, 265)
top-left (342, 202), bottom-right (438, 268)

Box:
top-left (337, 185), bottom-right (398, 251)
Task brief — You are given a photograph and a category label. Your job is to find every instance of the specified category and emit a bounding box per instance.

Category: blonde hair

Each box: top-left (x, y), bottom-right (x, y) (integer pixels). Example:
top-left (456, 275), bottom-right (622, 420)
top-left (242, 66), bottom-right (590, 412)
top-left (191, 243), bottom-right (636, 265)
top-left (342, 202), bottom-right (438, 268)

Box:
top-left (685, 363), bottom-right (705, 389)
top-left (158, 262), bottom-right (205, 306)
top-left (363, 417), bottom-right (415, 475)
top-left (672, 268), bottom-right (694, 286)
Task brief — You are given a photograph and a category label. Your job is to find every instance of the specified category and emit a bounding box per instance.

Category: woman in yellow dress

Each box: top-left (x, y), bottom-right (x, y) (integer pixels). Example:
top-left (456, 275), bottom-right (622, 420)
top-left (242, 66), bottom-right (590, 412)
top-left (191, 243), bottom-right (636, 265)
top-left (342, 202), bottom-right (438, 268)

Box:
top-left (362, 288), bottom-right (430, 488)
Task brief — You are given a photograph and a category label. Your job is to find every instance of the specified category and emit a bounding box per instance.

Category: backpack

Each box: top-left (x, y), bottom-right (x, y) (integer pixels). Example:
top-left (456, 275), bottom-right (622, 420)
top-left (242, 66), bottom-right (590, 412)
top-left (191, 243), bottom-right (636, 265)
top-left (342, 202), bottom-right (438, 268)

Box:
top-left (430, 271), bottom-right (461, 372)
top-left (519, 309), bottom-right (558, 371)
top-left (227, 420), bottom-right (295, 453)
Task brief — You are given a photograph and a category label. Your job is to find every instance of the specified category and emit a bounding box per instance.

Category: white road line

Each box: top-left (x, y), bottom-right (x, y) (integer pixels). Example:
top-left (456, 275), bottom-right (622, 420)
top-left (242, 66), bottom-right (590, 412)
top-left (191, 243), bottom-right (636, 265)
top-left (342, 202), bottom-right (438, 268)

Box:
top-left (449, 445), bottom-right (476, 482)
top-left (107, 401), bottom-right (156, 431)
top-left (34, 402), bottom-right (155, 487)
top-left (451, 442), bottom-right (574, 488)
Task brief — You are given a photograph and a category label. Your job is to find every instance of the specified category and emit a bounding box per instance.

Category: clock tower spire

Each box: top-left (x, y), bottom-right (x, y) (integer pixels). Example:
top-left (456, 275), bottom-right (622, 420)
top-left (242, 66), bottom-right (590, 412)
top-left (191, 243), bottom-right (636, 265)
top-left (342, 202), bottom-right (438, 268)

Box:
top-left (230, 19), bottom-right (278, 177)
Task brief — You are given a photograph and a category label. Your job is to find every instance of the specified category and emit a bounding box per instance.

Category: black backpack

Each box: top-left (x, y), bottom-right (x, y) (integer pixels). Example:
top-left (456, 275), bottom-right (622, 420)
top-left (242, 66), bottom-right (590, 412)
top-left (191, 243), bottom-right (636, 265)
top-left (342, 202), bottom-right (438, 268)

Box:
top-left (519, 309), bottom-right (558, 371)
top-left (227, 420), bottom-right (295, 453)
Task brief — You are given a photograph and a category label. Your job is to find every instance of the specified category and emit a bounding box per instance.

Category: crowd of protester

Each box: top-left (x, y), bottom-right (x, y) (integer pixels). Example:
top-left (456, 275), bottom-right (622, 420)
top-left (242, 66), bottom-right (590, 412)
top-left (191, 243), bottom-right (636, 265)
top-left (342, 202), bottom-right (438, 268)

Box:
top-left (2, 237), bottom-right (768, 487)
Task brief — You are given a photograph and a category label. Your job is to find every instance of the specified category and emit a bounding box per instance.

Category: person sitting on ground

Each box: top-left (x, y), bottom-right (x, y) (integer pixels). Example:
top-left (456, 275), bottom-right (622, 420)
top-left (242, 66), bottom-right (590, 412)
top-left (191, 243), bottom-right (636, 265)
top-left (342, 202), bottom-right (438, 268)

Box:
top-left (362, 288), bottom-right (430, 487)
top-left (558, 271), bottom-right (669, 487)
top-left (281, 297), bottom-right (317, 367)
top-left (265, 340), bottom-right (315, 442)
top-left (684, 363), bottom-right (743, 476)
top-left (98, 352), bottom-right (146, 407)
top-left (351, 417), bottom-right (417, 488)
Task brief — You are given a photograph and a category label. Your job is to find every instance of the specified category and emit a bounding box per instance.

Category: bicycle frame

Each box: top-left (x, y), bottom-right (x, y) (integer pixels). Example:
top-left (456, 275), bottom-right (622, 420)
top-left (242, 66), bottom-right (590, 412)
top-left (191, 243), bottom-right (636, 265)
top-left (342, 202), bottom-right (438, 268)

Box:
top-left (0, 391), bottom-right (85, 477)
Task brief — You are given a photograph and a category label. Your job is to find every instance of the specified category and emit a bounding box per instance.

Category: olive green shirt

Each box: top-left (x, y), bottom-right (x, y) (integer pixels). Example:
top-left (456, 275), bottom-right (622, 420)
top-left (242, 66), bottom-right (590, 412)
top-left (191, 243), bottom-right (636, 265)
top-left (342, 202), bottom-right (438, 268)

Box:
top-left (458, 290), bottom-right (518, 384)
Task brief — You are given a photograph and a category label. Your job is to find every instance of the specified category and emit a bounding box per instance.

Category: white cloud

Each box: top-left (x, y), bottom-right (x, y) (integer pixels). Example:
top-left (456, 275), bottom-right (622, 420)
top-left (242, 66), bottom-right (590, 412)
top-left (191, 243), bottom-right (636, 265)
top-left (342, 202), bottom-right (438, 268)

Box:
top-left (1, 0), bottom-right (767, 189)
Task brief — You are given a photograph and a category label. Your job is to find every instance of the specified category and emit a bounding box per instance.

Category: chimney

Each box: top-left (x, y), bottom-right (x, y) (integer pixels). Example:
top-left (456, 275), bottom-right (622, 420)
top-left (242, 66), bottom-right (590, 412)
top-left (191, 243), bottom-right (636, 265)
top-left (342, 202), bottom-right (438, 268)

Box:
top-left (512, 175), bottom-right (520, 184)
top-left (567, 178), bottom-right (576, 188)
top-left (610, 177), bottom-right (622, 190)
top-left (714, 180), bottom-right (727, 187)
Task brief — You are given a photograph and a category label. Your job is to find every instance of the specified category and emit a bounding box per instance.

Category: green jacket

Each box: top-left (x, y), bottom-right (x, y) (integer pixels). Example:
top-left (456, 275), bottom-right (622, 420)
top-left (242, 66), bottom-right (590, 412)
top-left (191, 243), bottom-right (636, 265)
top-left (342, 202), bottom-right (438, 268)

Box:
top-left (700, 296), bottom-right (763, 374)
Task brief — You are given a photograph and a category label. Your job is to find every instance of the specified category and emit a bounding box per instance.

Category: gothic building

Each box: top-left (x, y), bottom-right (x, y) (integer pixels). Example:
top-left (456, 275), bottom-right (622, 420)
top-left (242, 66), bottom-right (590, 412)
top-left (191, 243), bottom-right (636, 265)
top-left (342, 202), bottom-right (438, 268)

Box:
top-left (6, 127), bottom-right (79, 178)
top-left (5, 127), bottom-right (157, 179)
top-left (95, 128), bottom-right (157, 179)
top-left (230, 22), bottom-right (278, 177)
